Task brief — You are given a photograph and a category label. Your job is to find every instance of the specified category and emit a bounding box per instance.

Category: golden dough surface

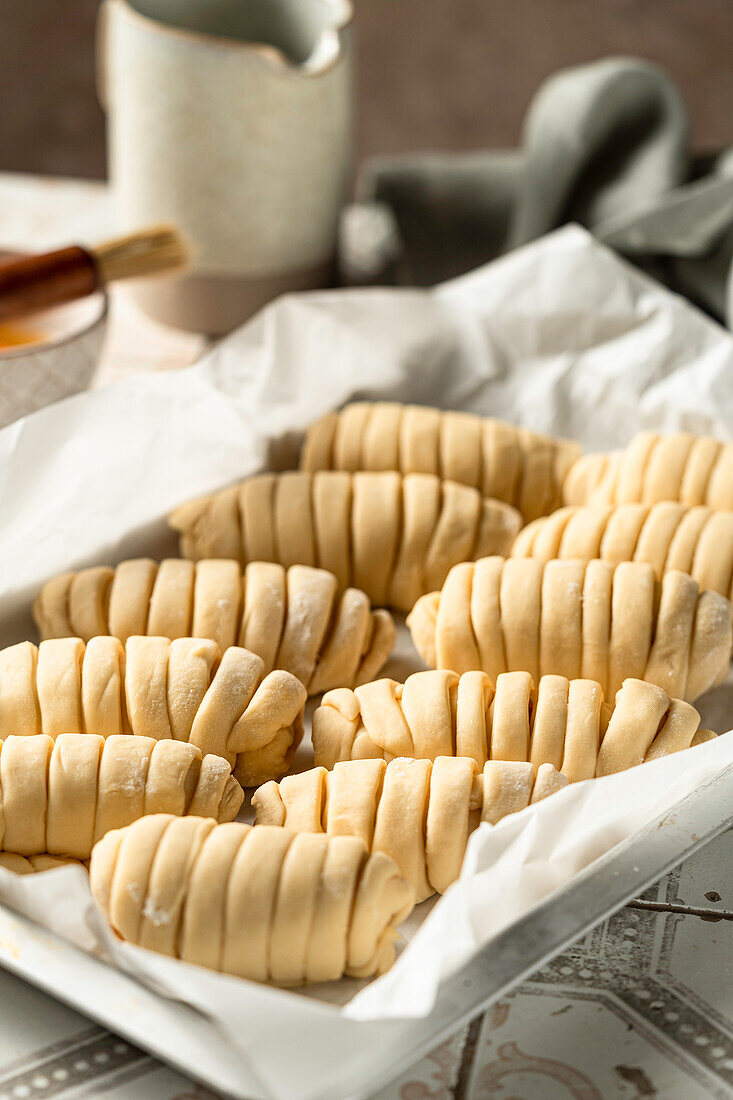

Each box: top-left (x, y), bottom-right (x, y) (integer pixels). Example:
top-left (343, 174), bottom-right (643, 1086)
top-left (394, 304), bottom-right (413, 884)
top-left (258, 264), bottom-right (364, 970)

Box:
top-left (513, 502), bottom-right (733, 605)
top-left (312, 670), bottom-right (712, 779)
top-left (90, 815), bottom-right (414, 985)
top-left (407, 557), bottom-right (731, 702)
top-left (168, 471), bottom-right (521, 612)
top-left (300, 402), bottom-right (581, 522)
top-left (253, 756), bottom-right (568, 901)
top-left (0, 637), bottom-right (307, 787)
top-left (33, 560), bottom-right (395, 696)
top-left (0, 734), bottom-right (243, 859)
top-left (563, 431), bottom-right (733, 511)
top-left (0, 853), bottom-right (87, 875)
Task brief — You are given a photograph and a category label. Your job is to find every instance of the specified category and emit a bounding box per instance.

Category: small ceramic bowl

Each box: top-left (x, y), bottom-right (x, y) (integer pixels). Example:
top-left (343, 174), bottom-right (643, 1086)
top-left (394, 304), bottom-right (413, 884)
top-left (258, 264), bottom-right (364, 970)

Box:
top-left (0, 251), bottom-right (108, 430)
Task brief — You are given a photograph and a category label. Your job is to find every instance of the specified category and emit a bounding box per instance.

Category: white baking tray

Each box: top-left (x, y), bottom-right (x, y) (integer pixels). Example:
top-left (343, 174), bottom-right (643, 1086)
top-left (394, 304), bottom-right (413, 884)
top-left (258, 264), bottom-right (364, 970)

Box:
top-left (1, 225), bottom-right (733, 1100)
top-left (0, 762), bottom-right (730, 1100)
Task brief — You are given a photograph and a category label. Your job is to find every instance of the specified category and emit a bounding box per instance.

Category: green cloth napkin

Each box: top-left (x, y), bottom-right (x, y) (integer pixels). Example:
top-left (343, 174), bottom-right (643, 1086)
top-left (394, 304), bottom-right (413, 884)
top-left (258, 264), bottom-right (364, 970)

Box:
top-left (343, 57), bottom-right (733, 325)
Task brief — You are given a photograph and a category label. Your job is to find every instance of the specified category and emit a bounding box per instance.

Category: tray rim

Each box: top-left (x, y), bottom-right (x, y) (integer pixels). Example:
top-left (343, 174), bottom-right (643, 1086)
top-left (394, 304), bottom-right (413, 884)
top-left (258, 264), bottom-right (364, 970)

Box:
top-left (0, 759), bottom-right (730, 1100)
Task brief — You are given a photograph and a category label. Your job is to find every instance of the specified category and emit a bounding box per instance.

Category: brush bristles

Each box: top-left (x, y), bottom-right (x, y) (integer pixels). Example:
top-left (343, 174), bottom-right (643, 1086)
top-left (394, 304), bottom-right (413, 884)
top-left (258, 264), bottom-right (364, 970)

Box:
top-left (91, 225), bottom-right (189, 284)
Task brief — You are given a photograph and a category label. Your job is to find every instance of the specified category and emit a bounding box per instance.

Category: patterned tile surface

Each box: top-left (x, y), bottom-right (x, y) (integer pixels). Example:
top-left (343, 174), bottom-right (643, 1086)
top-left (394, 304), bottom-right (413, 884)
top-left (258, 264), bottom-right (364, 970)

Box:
top-left (460, 831), bottom-right (733, 1100)
top-left (0, 173), bottom-right (730, 1100)
top-left (0, 835), bottom-right (729, 1098)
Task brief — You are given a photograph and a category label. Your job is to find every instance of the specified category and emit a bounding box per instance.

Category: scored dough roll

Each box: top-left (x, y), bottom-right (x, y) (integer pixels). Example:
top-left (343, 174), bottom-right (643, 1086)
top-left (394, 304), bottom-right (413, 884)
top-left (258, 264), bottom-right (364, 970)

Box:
top-left (0, 637), bottom-right (307, 787)
top-left (407, 557), bottom-right (732, 703)
top-left (0, 734), bottom-right (243, 859)
top-left (300, 402), bottom-right (581, 522)
top-left (253, 757), bottom-right (568, 902)
top-left (34, 559), bottom-right (395, 697)
top-left (513, 502), bottom-right (733, 606)
top-left (0, 853), bottom-right (86, 875)
top-left (168, 471), bottom-right (522, 612)
top-left (91, 814), bottom-right (414, 985)
top-left (312, 670), bottom-right (714, 778)
top-left (564, 431), bottom-right (733, 511)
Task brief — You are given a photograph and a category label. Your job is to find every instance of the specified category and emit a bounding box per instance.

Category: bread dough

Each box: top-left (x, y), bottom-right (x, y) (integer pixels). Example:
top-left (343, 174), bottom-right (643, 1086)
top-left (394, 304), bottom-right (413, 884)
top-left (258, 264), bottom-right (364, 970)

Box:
top-left (299, 402), bottom-right (581, 522)
top-left (0, 637), bottom-right (306, 786)
top-left (91, 814), bottom-right (414, 985)
top-left (408, 557), bottom-right (731, 702)
top-left (37, 637), bottom-right (85, 737)
top-left (312, 669), bottom-right (711, 780)
top-left (489, 671), bottom-right (533, 762)
top-left (34, 560), bottom-right (395, 695)
top-left (0, 734), bottom-right (242, 859)
top-left (512, 502), bottom-right (733, 605)
top-left (563, 432), bottom-right (733, 511)
top-left (0, 641), bottom-right (40, 739)
top-left (253, 755), bottom-right (568, 901)
top-left (595, 679), bottom-right (710, 775)
top-left (167, 471), bottom-right (521, 612)
top-left (0, 853), bottom-right (86, 875)
top-left (312, 471), bottom-right (352, 591)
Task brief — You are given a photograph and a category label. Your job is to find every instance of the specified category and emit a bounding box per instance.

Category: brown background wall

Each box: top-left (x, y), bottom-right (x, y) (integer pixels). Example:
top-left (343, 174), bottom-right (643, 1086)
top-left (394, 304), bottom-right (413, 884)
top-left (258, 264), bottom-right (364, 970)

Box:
top-left (0, 0), bottom-right (731, 179)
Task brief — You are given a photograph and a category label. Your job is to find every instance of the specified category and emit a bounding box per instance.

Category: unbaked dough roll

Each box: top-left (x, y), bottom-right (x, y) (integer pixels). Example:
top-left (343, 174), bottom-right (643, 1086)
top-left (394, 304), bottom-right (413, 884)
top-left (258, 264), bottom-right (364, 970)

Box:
top-left (684, 590), bottom-right (733, 704)
top-left (125, 636), bottom-right (173, 741)
top-left (0, 641), bottom-right (40, 740)
top-left (388, 474), bottom-right (440, 611)
top-left (276, 566), bottom-right (339, 687)
top-left (253, 756), bottom-right (568, 901)
top-left (165, 638), bottom-right (218, 743)
top-left (191, 560), bottom-right (242, 651)
top-left (300, 402), bottom-right (581, 521)
top-left (0, 637), bottom-right (306, 786)
top-left (595, 681), bottom-right (713, 775)
top-left (0, 853), bottom-right (86, 875)
top-left (489, 671), bottom-right (533, 762)
top-left (312, 670), bottom-right (711, 778)
top-left (68, 567), bottom-right (115, 641)
top-left (408, 557), bottom-right (731, 702)
top-left (81, 637), bottom-right (126, 736)
top-left (34, 560), bottom-right (394, 696)
top-left (167, 471), bottom-right (521, 611)
top-left (91, 815), bottom-right (414, 985)
top-left (147, 559), bottom-right (196, 639)
top-left (538, 561), bottom-right (584, 681)
top-left (37, 637), bottom-right (85, 738)
top-left (30, 572), bottom-right (76, 641)
top-left (563, 432), bottom-right (733, 511)
top-left (0, 734), bottom-right (243, 859)
top-left (512, 502), bottom-right (733, 605)
top-left (607, 562), bottom-right (656, 698)
top-left (108, 559), bottom-right (158, 642)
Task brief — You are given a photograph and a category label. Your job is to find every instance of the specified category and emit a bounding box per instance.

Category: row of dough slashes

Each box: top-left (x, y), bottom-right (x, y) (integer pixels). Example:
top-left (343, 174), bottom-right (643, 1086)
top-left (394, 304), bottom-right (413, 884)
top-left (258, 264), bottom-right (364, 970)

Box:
top-left (34, 560), bottom-right (394, 695)
top-left (92, 815), bottom-right (414, 985)
top-left (30, 555), bottom-right (733, 711)
top-left (0, 637), bottom-right (306, 786)
top-left (311, 672), bottom-right (713, 775)
top-left (168, 471), bottom-right (521, 610)
top-left (301, 404), bottom-right (733, 519)
top-left (254, 757), bottom-right (567, 901)
top-left (0, 734), bottom-right (242, 859)
top-left (408, 558), bottom-right (731, 703)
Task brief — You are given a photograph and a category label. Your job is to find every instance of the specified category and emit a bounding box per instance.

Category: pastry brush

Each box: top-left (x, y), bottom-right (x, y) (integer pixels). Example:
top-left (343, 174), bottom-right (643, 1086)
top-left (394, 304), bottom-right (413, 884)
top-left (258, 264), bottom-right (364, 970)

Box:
top-left (0, 225), bottom-right (189, 322)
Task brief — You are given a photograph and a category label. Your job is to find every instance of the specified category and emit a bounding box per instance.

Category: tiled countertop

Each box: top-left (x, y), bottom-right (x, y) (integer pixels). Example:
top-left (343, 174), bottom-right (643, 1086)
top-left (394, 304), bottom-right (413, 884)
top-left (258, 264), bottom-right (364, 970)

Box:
top-left (0, 173), bottom-right (730, 1100)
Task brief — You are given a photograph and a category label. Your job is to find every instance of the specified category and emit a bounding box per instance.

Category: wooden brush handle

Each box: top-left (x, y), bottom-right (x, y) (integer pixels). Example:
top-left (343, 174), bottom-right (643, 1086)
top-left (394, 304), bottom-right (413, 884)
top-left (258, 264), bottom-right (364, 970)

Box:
top-left (0, 247), bottom-right (99, 322)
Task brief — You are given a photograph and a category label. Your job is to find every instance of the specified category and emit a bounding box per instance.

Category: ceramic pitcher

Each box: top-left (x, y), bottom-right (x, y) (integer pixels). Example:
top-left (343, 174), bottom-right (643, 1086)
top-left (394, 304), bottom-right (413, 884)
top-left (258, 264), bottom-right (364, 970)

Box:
top-left (99, 0), bottom-right (353, 334)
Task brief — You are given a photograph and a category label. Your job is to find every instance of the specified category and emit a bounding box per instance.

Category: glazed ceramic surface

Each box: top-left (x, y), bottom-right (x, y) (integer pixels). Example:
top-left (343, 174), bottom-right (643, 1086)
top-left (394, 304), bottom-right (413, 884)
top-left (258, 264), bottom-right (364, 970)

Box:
top-left (0, 252), bottom-right (107, 428)
top-left (100, 0), bottom-right (353, 334)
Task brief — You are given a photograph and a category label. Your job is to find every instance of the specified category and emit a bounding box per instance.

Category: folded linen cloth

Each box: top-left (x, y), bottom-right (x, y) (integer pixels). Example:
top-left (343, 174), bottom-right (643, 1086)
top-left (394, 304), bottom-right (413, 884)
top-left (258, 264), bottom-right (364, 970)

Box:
top-left (342, 57), bottom-right (733, 325)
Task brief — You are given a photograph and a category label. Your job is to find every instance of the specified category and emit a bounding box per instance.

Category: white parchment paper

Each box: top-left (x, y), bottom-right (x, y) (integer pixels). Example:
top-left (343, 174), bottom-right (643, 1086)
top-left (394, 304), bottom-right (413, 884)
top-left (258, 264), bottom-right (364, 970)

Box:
top-left (0, 225), bottom-right (731, 1100)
